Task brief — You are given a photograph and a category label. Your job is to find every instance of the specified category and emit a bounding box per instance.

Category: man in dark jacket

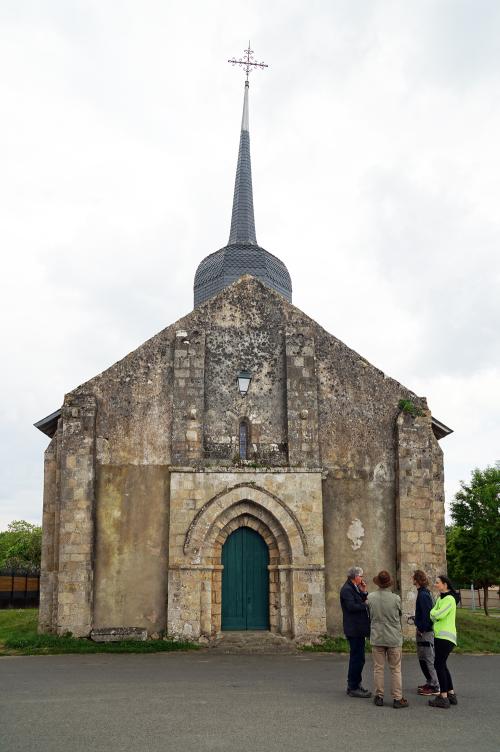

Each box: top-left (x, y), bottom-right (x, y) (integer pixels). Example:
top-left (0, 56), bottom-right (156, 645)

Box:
top-left (340, 566), bottom-right (371, 698)
top-left (412, 570), bottom-right (439, 695)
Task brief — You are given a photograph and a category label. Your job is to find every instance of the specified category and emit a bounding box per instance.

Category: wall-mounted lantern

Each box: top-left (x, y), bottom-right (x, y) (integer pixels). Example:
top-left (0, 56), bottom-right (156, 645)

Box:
top-left (237, 369), bottom-right (252, 396)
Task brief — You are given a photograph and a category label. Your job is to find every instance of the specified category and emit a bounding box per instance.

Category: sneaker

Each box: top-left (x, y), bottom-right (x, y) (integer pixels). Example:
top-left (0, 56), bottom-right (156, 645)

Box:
top-left (419, 685), bottom-right (440, 696)
top-left (428, 696), bottom-right (450, 709)
top-left (393, 698), bottom-right (409, 709)
top-left (417, 683), bottom-right (428, 691)
top-left (448, 693), bottom-right (458, 706)
top-left (374, 695), bottom-right (384, 707)
top-left (347, 688), bottom-right (372, 698)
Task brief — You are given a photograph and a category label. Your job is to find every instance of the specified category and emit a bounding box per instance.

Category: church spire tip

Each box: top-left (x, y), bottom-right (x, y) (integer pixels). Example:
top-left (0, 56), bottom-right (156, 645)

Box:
top-left (227, 44), bottom-right (268, 246)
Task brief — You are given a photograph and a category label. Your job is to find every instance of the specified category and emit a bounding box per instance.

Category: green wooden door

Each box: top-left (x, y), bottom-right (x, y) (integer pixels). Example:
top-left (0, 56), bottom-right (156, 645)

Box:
top-left (221, 527), bottom-right (269, 630)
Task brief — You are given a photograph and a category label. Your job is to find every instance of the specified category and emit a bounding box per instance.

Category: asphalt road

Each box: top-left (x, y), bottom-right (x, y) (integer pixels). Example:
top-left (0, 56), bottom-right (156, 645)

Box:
top-left (1, 653), bottom-right (499, 752)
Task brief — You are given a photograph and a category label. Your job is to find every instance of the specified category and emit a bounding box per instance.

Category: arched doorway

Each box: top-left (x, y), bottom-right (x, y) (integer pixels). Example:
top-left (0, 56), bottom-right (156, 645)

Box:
top-left (221, 527), bottom-right (269, 630)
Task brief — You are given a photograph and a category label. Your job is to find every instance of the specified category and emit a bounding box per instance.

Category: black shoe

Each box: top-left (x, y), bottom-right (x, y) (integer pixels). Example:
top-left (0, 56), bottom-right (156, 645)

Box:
top-left (428, 696), bottom-right (450, 709)
top-left (393, 698), bottom-right (409, 709)
top-left (374, 695), bottom-right (384, 707)
top-left (358, 685), bottom-right (370, 694)
top-left (347, 688), bottom-right (372, 698)
top-left (448, 693), bottom-right (458, 706)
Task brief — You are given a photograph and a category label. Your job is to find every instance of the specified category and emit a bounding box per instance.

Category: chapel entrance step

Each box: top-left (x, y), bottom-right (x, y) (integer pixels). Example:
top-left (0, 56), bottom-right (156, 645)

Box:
top-left (208, 630), bottom-right (298, 654)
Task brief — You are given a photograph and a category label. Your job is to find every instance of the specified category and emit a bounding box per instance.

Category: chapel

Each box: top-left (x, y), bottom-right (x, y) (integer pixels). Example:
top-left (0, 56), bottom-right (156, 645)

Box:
top-left (35, 72), bottom-right (452, 642)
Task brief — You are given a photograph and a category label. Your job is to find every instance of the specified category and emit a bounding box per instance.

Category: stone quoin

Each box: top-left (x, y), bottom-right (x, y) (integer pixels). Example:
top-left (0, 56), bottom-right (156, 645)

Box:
top-left (35, 70), bottom-right (452, 643)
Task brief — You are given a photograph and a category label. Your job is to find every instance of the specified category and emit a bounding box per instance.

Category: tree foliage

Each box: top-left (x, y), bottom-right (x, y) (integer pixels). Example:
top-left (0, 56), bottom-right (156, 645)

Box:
top-left (449, 463), bottom-right (500, 615)
top-left (446, 525), bottom-right (467, 588)
top-left (0, 520), bottom-right (42, 572)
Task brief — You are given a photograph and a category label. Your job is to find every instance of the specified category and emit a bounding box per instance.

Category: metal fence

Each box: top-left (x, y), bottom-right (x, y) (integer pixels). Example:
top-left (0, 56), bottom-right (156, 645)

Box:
top-left (0, 570), bottom-right (40, 609)
top-left (458, 587), bottom-right (499, 610)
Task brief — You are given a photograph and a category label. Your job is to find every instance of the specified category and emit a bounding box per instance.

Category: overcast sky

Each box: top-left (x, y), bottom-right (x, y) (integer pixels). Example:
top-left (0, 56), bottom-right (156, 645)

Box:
top-left (1, 0), bottom-right (499, 529)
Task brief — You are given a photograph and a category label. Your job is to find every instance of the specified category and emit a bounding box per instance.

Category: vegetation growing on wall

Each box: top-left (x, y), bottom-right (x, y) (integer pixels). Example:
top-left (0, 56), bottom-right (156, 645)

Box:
top-left (398, 399), bottom-right (424, 417)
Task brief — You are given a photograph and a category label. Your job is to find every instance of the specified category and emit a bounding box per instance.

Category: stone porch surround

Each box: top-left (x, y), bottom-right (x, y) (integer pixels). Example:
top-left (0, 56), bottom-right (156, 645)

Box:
top-left (167, 467), bottom-right (327, 641)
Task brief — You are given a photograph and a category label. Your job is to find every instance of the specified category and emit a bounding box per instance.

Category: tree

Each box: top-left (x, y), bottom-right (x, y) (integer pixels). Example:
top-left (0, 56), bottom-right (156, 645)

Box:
top-left (0, 520), bottom-right (42, 572)
top-left (446, 525), bottom-right (467, 588)
top-left (450, 463), bottom-right (500, 616)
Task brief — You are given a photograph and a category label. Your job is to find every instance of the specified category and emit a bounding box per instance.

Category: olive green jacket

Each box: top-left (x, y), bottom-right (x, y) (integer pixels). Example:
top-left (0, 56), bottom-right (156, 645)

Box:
top-left (367, 589), bottom-right (403, 647)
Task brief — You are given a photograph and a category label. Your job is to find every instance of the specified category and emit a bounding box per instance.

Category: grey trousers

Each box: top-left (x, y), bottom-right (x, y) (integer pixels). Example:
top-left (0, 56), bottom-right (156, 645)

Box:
top-left (416, 629), bottom-right (439, 687)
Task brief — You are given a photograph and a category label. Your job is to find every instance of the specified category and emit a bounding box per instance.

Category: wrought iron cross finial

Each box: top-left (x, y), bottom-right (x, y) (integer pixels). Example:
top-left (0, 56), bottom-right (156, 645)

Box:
top-left (228, 42), bottom-right (268, 82)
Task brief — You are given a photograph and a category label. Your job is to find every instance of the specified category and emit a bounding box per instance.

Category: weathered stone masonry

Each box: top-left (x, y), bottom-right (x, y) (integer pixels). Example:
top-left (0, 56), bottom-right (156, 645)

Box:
top-left (37, 276), bottom-right (448, 641)
top-left (39, 394), bottom-right (97, 638)
top-left (396, 410), bottom-right (447, 623)
top-left (167, 469), bottom-right (327, 640)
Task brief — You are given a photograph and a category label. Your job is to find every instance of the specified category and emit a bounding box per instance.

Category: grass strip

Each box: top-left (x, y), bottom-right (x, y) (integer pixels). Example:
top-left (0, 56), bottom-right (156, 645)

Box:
top-left (302, 610), bottom-right (500, 654)
top-left (1, 608), bottom-right (498, 656)
top-left (0, 609), bottom-right (198, 656)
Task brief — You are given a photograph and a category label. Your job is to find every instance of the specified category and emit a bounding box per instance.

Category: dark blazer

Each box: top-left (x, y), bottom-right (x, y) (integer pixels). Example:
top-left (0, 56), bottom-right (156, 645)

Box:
top-left (414, 586), bottom-right (434, 633)
top-left (340, 579), bottom-right (370, 638)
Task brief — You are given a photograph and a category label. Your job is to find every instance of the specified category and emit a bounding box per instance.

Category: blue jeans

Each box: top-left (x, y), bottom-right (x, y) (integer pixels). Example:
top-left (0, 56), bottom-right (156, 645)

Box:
top-left (347, 636), bottom-right (366, 690)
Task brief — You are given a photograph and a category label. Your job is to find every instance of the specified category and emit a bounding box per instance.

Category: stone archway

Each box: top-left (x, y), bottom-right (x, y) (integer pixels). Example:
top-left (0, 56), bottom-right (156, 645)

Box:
top-left (167, 471), bottom-right (327, 641)
top-left (184, 481), bottom-right (308, 561)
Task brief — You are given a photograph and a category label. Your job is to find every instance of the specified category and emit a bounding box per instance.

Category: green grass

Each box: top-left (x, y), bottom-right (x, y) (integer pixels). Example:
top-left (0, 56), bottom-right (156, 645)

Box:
top-left (302, 610), bottom-right (500, 654)
top-left (453, 609), bottom-right (500, 653)
top-left (0, 609), bottom-right (199, 656)
top-left (1, 608), bottom-right (498, 657)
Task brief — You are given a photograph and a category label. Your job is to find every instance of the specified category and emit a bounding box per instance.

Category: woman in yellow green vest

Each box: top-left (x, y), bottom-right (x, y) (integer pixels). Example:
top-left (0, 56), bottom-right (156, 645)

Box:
top-left (428, 575), bottom-right (460, 709)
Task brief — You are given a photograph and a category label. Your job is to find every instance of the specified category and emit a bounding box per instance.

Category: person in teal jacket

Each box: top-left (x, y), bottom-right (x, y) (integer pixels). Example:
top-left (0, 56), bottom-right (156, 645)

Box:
top-left (428, 575), bottom-right (460, 709)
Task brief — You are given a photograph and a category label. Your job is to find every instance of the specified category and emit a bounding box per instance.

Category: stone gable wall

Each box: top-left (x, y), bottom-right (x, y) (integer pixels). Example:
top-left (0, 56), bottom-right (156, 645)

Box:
top-left (38, 276), bottom-right (446, 638)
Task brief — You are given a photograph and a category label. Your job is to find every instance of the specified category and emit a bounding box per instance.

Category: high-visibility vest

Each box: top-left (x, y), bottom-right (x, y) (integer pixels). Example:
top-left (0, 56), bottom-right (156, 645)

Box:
top-left (430, 593), bottom-right (457, 645)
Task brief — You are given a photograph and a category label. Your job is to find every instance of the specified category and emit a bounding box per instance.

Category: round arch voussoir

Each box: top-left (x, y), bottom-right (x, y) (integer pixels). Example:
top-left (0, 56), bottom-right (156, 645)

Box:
top-left (183, 481), bottom-right (307, 560)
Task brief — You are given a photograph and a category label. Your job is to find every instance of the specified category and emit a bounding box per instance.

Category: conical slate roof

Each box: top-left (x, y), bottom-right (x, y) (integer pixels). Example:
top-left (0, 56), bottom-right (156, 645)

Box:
top-left (193, 81), bottom-right (292, 307)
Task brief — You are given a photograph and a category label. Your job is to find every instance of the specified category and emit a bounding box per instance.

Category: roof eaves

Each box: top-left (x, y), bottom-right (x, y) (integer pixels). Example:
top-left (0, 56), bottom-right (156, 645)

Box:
top-left (431, 416), bottom-right (453, 441)
top-left (34, 408), bottom-right (62, 438)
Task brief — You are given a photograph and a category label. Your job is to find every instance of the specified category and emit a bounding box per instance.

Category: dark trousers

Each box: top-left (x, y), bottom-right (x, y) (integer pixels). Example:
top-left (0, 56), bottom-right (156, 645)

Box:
top-left (347, 636), bottom-right (366, 690)
top-left (434, 637), bottom-right (454, 693)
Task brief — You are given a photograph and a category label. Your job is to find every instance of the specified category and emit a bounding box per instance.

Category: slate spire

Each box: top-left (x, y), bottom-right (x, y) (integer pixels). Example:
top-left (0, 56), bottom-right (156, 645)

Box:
top-left (228, 81), bottom-right (257, 245)
top-left (193, 54), bottom-right (292, 308)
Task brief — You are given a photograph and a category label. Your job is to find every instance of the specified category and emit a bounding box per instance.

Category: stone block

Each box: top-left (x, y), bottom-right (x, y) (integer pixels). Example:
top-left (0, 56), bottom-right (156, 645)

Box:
top-left (90, 627), bottom-right (148, 642)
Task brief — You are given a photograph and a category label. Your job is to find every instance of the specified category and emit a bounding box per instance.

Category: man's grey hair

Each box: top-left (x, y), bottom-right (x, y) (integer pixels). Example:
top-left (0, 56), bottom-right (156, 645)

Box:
top-left (347, 566), bottom-right (363, 579)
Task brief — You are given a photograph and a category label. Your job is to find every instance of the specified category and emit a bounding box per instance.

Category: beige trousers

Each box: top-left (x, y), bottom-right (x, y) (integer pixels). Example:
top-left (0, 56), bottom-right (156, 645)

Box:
top-left (372, 646), bottom-right (403, 700)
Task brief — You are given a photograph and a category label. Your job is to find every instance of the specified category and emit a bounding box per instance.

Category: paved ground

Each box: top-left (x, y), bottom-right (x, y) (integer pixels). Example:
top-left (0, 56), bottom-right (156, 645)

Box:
top-left (1, 653), bottom-right (499, 752)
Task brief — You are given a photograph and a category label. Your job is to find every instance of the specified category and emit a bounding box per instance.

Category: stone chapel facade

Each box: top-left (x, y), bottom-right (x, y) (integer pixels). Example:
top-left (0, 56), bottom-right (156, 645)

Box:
top-left (36, 81), bottom-right (451, 642)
